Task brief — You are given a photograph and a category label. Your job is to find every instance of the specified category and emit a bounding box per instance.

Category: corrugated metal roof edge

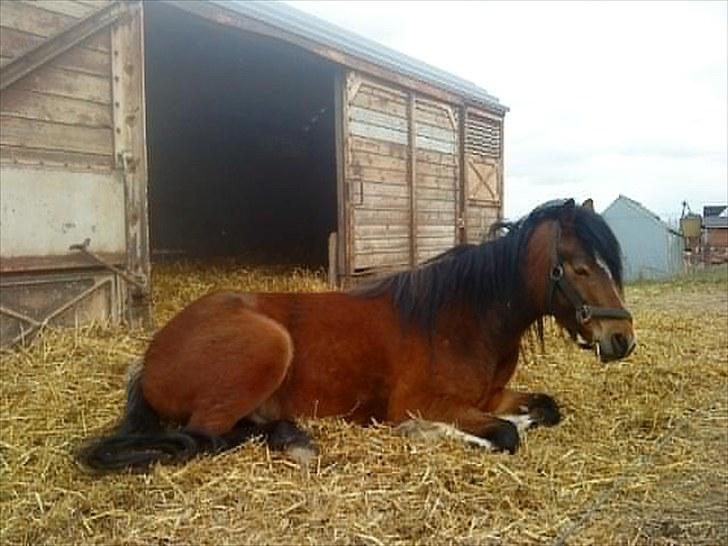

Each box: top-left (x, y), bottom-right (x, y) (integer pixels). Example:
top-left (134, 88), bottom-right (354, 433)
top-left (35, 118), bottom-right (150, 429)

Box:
top-left (209, 0), bottom-right (508, 113)
top-left (604, 195), bottom-right (683, 237)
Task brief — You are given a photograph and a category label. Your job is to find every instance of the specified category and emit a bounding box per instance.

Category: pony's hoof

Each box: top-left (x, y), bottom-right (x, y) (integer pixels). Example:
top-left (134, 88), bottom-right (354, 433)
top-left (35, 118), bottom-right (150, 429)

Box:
top-left (528, 394), bottom-right (561, 427)
top-left (482, 420), bottom-right (519, 454)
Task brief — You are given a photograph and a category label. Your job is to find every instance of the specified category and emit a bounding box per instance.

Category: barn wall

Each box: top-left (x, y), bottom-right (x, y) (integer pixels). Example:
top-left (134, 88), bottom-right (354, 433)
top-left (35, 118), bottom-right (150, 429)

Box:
top-left (345, 73), bottom-right (475, 273)
top-left (0, 0), bottom-right (115, 171)
top-left (346, 76), bottom-right (411, 271)
top-left (0, 0), bottom-right (147, 345)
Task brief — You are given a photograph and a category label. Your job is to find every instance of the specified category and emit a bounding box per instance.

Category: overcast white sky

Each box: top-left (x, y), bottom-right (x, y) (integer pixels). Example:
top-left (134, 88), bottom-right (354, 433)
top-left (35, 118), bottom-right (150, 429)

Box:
top-left (287, 0), bottom-right (727, 221)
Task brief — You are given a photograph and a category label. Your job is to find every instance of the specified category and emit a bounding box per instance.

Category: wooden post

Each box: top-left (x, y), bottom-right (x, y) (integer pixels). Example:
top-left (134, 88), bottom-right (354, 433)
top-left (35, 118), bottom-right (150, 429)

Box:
top-left (327, 232), bottom-right (338, 290)
top-left (112, 2), bottom-right (152, 328)
top-left (334, 69), bottom-right (349, 283)
top-left (458, 105), bottom-right (468, 243)
top-left (407, 92), bottom-right (417, 266)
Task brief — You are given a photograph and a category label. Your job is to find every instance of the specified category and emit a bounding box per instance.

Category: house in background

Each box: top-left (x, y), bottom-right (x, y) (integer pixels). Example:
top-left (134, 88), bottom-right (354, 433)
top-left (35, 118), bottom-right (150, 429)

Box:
top-left (602, 195), bottom-right (684, 282)
top-left (703, 206), bottom-right (728, 263)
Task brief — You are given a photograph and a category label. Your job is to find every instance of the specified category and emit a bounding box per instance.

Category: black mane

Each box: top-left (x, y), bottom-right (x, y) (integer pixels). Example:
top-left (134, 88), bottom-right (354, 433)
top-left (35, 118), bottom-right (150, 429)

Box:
top-left (354, 200), bottom-right (623, 333)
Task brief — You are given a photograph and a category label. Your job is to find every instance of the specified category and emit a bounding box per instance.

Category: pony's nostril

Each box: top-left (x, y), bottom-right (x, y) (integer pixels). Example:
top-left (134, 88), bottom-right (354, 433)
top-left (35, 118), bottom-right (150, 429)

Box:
top-left (611, 333), bottom-right (629, 356)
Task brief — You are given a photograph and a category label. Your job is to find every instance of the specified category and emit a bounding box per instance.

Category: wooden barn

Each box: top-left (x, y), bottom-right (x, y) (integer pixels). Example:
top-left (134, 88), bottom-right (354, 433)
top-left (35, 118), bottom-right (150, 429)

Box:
top-left (0, 0), bottom-right (508, 345)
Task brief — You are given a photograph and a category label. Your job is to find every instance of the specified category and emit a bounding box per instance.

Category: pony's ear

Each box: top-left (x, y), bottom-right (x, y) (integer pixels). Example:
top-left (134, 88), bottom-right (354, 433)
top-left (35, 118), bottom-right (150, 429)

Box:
top-left (559, 199), bottom-right (576, 228)
top-left (581, 198), bottom-right (594, 212)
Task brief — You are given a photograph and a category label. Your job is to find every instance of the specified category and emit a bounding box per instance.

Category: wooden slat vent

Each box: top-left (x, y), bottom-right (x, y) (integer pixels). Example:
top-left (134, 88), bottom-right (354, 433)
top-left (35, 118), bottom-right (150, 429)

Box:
top-left (465, 113), bottom-right (501, 159)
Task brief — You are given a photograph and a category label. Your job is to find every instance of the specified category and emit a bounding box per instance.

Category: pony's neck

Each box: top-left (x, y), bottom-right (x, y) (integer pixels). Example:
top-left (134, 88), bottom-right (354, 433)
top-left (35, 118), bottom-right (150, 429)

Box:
top-left (486, 221), bottom-right (554, 344)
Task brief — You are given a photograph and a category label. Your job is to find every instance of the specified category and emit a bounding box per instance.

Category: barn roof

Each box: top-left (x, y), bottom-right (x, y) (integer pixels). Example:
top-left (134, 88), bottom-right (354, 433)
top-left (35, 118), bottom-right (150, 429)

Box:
top-left (603, 195), bottom-right (682, 237)
top-left (213, 0), bottom-right (507, 113)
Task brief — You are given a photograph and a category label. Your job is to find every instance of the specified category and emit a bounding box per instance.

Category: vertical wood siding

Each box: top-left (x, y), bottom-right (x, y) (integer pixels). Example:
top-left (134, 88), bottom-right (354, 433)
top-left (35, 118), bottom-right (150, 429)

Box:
top-left (345, 73), bottom-right (465, 272)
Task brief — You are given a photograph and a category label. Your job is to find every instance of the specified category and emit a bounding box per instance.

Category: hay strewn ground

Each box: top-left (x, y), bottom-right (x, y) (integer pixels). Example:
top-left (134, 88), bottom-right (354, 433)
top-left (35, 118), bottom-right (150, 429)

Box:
top-left (1, 262), bottom-right (726, 545)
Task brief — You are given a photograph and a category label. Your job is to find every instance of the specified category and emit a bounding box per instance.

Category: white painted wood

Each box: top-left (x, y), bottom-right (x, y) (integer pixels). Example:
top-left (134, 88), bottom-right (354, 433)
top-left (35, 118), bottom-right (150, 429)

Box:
top-left (0, 165), bottom-right (125, 257)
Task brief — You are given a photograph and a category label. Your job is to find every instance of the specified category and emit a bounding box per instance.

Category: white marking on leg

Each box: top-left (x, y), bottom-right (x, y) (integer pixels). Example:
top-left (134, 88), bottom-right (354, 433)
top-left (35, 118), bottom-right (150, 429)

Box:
top-left (394, 419), bottom-right (495, 451)
top-left (285, 444), bottom-right (318, 466)
top-left (501, 414), bottom-right (535, 434)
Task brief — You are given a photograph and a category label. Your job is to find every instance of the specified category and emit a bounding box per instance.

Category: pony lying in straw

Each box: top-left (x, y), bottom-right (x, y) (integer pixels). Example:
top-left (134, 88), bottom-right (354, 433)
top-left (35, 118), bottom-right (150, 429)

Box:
top-left (79, 199), bottom-right (635, 472)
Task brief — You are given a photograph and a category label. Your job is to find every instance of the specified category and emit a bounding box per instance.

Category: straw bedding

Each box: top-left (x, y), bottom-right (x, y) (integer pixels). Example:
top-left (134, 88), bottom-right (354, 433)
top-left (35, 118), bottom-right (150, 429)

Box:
top-left (1, 261), bottom-right (726, 545)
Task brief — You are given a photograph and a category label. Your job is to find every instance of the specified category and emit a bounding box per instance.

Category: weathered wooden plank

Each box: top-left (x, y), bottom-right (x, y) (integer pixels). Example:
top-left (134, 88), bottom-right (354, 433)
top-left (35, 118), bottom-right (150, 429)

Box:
top-left (10, 63), bottom-right (111, 103)
top-left (418, 174), bottom-right (458, 191)
top-left (416, 123), bottom-right (456, 144)
top-left (1, 88), bottom-right (112, 127)
top-left (355, 224), bottom-right (410, 239)
top-left (0, 115), bottom-right (113, 155)
top-left (1, 1), bottom-right (76, 38)
top-left (416, 200), bottom-right (457, 213)
top-left (417, 210), bottom-right (456, 225)
top-left (416, 147), bottom-right (457, 167)
top-left (358, 81), bottom-right (407, 103)
top-left (416, 224), bottom-right (457, 237)
top-left (0, 27), bottom-right (109, 76)
top-left (48, 40), bottom-right (109, 76)
top-left (353, 208), bottom-right (409, 226)
top-left (358, 194), bottom-right (410, 210)
top-left (348, 165), bottom-right (408, 185)
top-left (349, 106), bottom-right (456, 147)
top-left (349, 135), bottom-right (408, 160)
top-left (416, 102), bottom-right (457, 131)
top-left (75, 0), bottom-right (112, 7)
top-left (350, 157), bottom-right (458, 188)
top-left (415, 160), bottom-right (456, 179)
top-left (353, 88), bottom-right (457, 131)
top-left (23, 0), bottom-right (96, 18)
top-left (349, 121), bottom-right (407, 146)
top-left (0, 26), bottom-right (108, 60)
top-left (416, 233), bottom-right (455, 244)
top-left (358, 181), bottom-right (409, 198)
top-left (416, 134), bottom-right (455, 154)
top-left (350, 105), bottom-right (407, 132)
top-left (1, 27), bottom-right (44, 57)
top-left (0, 143), bottom-right (112, 170)
top-left (354, 250), bottom-right (410, 270)
top-left (0, 25), bottom-right (109, 59)
top-left (355, 236), bottom-right (410, 253)
top-left (351, 88), bottom-right (406, 118)
top-left (350, 148), bottom-right (407, 172)
top-left (416, 186), bottom-right (456, 202)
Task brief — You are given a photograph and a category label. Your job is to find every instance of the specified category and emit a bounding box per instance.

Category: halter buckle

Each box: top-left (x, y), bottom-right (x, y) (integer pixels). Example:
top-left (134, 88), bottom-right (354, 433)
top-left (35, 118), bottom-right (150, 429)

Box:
top-left (576, 305), bottom-right (592, 324)
top-left (550, 265), bottom-right (564, 281)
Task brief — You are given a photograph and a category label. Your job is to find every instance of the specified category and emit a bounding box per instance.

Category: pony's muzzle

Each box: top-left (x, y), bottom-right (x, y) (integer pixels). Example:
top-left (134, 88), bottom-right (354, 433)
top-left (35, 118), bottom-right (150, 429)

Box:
top-left (598, 331), bottom-right (636, 363)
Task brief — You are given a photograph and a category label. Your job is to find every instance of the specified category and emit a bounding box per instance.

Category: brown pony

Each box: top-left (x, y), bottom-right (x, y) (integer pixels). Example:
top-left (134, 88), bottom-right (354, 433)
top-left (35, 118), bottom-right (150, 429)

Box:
top-left (79, 199), bottom-right (635, 471)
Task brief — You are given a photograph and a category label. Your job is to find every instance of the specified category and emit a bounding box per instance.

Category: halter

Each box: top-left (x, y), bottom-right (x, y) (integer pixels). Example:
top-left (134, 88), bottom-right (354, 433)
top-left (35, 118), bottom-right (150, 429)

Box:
top-left (546, 223), bottom-right (632, 326)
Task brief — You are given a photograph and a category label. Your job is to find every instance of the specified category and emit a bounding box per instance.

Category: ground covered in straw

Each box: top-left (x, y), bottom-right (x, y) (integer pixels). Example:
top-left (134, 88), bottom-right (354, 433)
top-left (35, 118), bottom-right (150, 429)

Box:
top-left (1, 261), bottom-right (726, 545)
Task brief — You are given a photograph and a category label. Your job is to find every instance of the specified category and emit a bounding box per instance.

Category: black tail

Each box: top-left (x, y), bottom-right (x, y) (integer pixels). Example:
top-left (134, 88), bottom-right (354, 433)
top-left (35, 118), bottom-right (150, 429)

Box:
top-left (77, 368), bottom-right (318, 473)
top-left (76, 368), bottom-right (257, 473)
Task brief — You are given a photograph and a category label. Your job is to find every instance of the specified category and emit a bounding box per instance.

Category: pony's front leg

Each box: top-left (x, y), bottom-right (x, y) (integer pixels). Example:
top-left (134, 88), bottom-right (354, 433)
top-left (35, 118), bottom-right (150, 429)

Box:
top-left (488, 389), bottom-right (562, 433)
top-left (391, 400), bottom-right (521, 454)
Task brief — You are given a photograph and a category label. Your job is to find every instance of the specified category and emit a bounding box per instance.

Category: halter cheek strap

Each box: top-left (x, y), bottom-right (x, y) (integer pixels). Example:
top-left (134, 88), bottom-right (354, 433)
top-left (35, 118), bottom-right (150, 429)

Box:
top-left (546, 224), bottom-right (632, 326)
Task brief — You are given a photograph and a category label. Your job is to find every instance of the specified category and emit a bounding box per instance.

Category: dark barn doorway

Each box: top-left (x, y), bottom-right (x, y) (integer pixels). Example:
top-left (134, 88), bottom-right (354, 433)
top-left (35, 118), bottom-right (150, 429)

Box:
top-left (144, 2), bottom-right (338, 267)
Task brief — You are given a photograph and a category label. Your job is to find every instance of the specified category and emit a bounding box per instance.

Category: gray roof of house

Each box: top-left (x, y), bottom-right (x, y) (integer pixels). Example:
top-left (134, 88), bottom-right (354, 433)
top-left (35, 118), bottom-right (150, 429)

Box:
top-left (213, 0), bottom-right (507, 113)
top-left (703, 205), bottom-right (727, 218)
top-left (603, 195), bottom-right (682, 237)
